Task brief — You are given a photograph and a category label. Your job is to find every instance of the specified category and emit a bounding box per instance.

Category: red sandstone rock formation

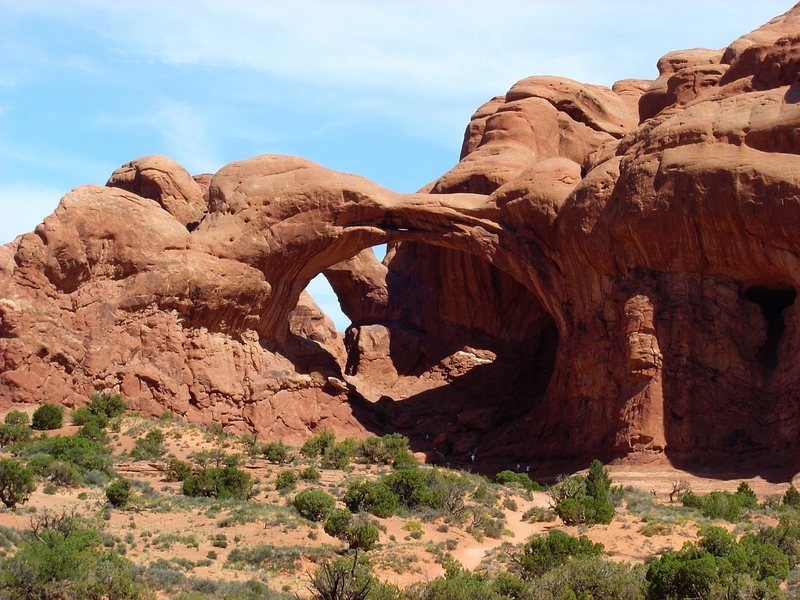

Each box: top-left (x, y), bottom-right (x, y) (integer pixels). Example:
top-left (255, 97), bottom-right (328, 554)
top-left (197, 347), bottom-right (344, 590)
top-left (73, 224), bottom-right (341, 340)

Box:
top-left (2, 5), bottom-right (800, 466)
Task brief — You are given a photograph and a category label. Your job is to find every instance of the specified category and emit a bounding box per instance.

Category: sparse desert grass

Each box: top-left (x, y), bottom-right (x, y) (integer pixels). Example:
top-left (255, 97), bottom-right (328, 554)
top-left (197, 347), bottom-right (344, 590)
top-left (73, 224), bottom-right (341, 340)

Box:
top-left (377, 547), bottom-right (422, 573)
top-left (226, 543), bottom-right (334, 573)
top-left (217, 501), bottom-right (298, 528)
top-left (522, 506), bottom-right (556, 522)
top-left (3, 406), bottom-right (800, 599)
top-left (152, 532), bottom-right (200, 550)
top-left (638, 518), bottom-right (673, 537)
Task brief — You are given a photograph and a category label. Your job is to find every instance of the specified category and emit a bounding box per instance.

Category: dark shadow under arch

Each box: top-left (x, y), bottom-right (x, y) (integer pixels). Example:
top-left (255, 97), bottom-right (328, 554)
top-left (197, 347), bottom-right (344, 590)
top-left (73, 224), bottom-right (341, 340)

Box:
top-left (288, 238), bottom-right (560, 467)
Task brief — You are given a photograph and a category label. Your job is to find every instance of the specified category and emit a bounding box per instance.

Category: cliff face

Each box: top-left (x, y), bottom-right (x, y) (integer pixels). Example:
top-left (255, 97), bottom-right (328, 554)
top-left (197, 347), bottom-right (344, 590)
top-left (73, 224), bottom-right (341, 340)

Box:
top-left (2, 6), bottom-right (800, 465)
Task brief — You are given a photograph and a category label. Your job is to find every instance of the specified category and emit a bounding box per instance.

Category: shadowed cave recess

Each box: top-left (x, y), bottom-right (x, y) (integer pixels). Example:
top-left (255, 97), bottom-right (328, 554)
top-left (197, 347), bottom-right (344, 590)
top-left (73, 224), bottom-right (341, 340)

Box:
top-left (744, 285), bottom-right (796, 374)
top-left (301, 242), bottom-right (559, 466)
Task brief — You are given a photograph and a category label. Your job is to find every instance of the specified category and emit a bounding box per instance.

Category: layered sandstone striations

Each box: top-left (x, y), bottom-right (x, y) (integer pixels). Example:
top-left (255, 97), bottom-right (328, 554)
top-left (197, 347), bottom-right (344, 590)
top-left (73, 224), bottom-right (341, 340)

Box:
top-left (2, 5), bottom-right (800, 465)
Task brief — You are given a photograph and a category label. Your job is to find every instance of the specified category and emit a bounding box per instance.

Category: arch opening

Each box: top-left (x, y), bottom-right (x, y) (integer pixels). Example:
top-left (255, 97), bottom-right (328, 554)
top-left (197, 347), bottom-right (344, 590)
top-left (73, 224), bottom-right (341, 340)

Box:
top-left (291, 239), bottom-right (560, 465)
top-left (305, 274), bottom-right (349, 332)
top-left (302, 245), bottom-right (390, 333)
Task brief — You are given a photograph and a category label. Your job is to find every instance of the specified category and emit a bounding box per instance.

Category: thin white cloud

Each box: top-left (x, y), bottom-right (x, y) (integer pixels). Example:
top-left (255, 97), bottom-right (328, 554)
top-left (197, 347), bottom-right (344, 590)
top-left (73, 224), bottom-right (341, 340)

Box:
top-left (7, 0), bottom-right (786, 149)
top-left (95, 99), bottom-right (223, 175)
top-left (151, 100), bottom-right (223, 175)
top-left (33, 1), bottom-right (789, 91)
top-left (75, 1), bottom-right (607, 97)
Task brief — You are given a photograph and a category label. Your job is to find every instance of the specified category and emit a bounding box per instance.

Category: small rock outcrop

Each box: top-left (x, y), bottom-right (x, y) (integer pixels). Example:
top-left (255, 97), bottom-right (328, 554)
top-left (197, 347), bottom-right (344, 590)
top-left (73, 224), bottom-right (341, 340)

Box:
top-left (3, 4), bottom-right (800, 467)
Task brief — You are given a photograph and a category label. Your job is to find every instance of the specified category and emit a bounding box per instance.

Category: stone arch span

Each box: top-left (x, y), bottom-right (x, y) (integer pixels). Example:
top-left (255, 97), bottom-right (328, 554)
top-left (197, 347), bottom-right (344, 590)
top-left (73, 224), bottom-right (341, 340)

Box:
top-left (189, 155), bottom-right (565, 462)
top-left (193, 155), bottom-right (566, 345)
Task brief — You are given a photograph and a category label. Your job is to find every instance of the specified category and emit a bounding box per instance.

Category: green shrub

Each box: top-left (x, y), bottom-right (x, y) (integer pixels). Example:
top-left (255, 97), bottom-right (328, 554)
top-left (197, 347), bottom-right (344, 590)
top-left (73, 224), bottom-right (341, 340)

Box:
top-left (70, 406), bottom-right (94, 426)
top-left (275, 470), bottom-right (298, 492)
top-left (83, 469), bottom-right (109, 487)
top-left (359, 436), bottom-right (390, 464)
top-left (391, 449), bottom-right (419, 468)
top-left (431, 470), bottom-right (471, 518)
top-left (324, 509), bottom-right (352, 538)
top-left (292, 489), bottom-right (336, 522)
top-left (22, 434), bottom-right (112, 474)
top-left (639, 519), bottom-right (672, 537)
top-left (0, 524), bottom-right (19, 551)
top-left (491, 571), bottom-right (529, 599)
top-left (728, 535), bottom-right (789, 582)
top-left (0, 459), bottom-right (35, 509)
top-left (680, 491), bottom-right (702, 508)
top-left (225, 544), bottom-right (304, 572)
top-left (131, 429), bottom-right (166, 460)
top-left (522, 506), bottom-right (557, 523)
top-left (756, 513), bottom-right (800, 566)
top-left (383, 467), bottom-right (439, 509)
top-left (182, 467), bottom-right (252, 500)
top-left (697, 525), bottom-right (736, 557)
top-left (106, 479), bottom-right (132, 507)
top-left (646, 527), bottom-right (789, 599)
top-left (736, 481), bottom-right (758, 507)
top-left (555, 497), bottom-right (593, 526)
top-left (551, 460), bottom-right (615, 526)
top-left (0, 514), bottom-right (149, 598)
top-left (646, 546), bottom-right (723, 600)
top-left (87, 392), bottom-right (127, 418)
top-left (0, 423), bottom-right (32, 447)
top-left (300, 466), bottom-right (321, 482)
top-left (359, 433), bottom-right (411, 465)
top-left (344, 480), bottom-right (399, 518)
top-left (164, 457), bottom-right (193, 482)
top-left (536, 556), bottom-right (646, 600)
top-left (240, 433), bottom-right (259, 456)
top-left (78, 420), bottom-right (109, 444)
top-left (344, 520), bottom-right (380, 552)
top-left (25, 453), bottom-right (54, 478)
top-left (496, 470), bottom-right (544, 492)
top-left (584, 459), bottom-right (615, 524)
top-left (71, 406), bottom-right (110, 428)
top-left (205, 422), bottom-right (225, 438)
top-left (4, 411), bottom-right (29, 426)
top-left (409, 560), bottom-right (504, 600)
top-left (783, 484), bottom-right (800, 508)
top-left (49, 461), bottom-right (82, 487)
top-left (31, 404), bottom-right (64, 430)
top-left (517, 530), bottom-right (604, 580)
top-left (300, 430), bottom-right (335, 458)
top-left (468, 506), bottom-right (506, 540)
top-left (378, 467), bottom-right (469, 517)
top-left (189, 449), bottom-right (231, 469)
top-left (309, 557), bottom-right (374, 600)
top-left (261, 441), bottom-right (291, 464)
top-left (321, 440), bottom-right (358, 470)
top-left (681, 488), bottom-right (756, 522)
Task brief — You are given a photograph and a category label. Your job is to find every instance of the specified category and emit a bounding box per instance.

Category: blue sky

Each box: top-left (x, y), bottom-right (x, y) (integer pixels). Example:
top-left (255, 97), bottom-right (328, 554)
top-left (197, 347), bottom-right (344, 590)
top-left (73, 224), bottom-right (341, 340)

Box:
top-left (0, 1), bottom-right (792, 329)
